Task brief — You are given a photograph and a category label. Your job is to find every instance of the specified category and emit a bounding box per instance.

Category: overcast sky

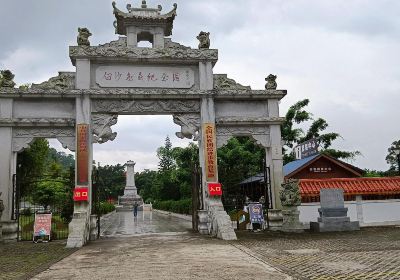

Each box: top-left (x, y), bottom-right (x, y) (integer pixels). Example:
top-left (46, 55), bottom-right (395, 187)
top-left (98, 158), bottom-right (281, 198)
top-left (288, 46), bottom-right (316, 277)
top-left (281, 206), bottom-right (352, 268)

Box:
top-left (1, 0), bottom-right (399, 172)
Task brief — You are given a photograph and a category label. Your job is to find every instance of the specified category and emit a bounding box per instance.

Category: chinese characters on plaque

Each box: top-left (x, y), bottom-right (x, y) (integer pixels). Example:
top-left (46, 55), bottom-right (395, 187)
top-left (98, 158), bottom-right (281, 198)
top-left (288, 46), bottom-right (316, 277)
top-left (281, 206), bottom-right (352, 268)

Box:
top-left (76, 124), bottom-right (89, 185)
top-left (95, 66), bottom-right (195, 88)
top-left (208, 183), bottom-right (222, 196)
top-left (73, 187), bottom-right (89, 201)
top-left (203, 123), bottom-right (217, 182)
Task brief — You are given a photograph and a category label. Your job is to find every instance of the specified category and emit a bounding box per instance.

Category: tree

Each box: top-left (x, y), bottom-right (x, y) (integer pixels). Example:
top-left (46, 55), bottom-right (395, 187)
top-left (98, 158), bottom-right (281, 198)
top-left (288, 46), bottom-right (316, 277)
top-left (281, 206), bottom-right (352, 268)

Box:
top-left (17, 138), bottom-right (50, 196)
top-left (136, 169), bottom-right (158, 202)
top-left (97, 164), bottom-right (125, 201)
top-left (282, 99), bottom-right (360, 164)
top-left (386, 140), bottom-right (400, 174)
top-left (157, 136), bottom-right (175, 171)
top-left (217, 137), bottom-right (264, 196)
top-left (31, 181), bottom-right (67, 210)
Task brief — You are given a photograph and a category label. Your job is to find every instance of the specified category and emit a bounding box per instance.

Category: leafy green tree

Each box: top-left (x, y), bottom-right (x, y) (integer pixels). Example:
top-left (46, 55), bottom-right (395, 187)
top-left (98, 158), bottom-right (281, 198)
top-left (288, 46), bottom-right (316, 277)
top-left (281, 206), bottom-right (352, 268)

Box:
top-left (97, 164), bottom-right (125, 201)
top-left (282, 99), bottom-right (360, 164)
top-left (31, 181), bottom-right (67, 210)
top-left (157, 136), bottom-right (175, 171)
top-left (386, 140), bottom-right (400, 174)
top-left (17, 138), bottom-right (50, 196)
top-left (136, 169), bottom-right (158, 202)
top-left (217, 137), bottom-right (264, 196)
top-left (172, 143), bottom-right (199, 199)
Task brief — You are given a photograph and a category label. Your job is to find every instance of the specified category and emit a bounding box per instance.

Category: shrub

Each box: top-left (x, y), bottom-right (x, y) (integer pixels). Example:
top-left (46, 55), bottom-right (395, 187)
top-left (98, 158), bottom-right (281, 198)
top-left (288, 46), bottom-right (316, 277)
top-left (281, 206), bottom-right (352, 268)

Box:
top-left (153, 199), bottom-right (192, 215)
top-left (98, 201), bottom-right (116, 215)
top-left (21, 207), bottom-right (32, 216)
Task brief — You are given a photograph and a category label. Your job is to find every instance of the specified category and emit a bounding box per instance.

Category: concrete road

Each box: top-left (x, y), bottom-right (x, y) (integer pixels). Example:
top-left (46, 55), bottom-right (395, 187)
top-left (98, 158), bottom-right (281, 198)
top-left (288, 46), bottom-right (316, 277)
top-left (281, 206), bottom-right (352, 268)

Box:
top-left (31, 211), bottom-right (290, 280)
top-left (100, 211), bottom-right (192, 237)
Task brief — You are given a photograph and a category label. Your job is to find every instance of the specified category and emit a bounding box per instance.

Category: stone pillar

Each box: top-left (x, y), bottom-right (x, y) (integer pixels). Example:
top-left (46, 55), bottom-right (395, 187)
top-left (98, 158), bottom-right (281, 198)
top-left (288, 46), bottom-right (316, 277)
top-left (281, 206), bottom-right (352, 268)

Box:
top-left (356, 195), bottom-right (364, 225)
top-left (198, 61), bottom-right (236, 240)
top-left (267, 99), bottom-right (284, 210)
top-left (0, 98), bottom-right (17, 241)
top-left (153, 27), bottom-right (164, 48)
top-left (117, 161), bottom-right (143, 211)
top-left (67, 59), bottom-right (92, 248)
top-left (126, 26), bottom-right (138, 47)
top-left (125, 160), bottom-right (137, 195)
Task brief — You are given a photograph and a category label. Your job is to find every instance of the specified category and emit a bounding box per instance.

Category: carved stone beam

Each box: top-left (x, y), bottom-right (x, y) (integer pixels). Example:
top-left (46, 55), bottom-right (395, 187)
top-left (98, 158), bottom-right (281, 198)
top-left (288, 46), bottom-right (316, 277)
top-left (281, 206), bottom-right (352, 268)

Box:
top-left (91, 114), bottom-right (118, 144)
top-left (173, 114), bottom-right (201, 141)
top-left (12, 127), bottom-right (75, 152)
top-left (216, 126), bottom-right (270, 148)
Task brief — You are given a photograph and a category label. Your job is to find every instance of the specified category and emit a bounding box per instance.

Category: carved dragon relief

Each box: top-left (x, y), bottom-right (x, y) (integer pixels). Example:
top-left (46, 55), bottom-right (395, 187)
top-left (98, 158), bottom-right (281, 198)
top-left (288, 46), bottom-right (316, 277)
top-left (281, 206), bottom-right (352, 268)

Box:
top-left (173, 114), bottom-right (200, 141)
top-left (69, 43), bottom-right (218, 61)
top-left (92, 100), bottom-right (200, 114)
top-left (213, 74), bottom-right (251, 90)
top-left (31, 72), bottom-right (76, 90)
top-left (91, 114), bottom-right (118, 144)
top-left (216, 126), bottom-right (270, 148)
top-left (12, 128), bottom-right (75, 152)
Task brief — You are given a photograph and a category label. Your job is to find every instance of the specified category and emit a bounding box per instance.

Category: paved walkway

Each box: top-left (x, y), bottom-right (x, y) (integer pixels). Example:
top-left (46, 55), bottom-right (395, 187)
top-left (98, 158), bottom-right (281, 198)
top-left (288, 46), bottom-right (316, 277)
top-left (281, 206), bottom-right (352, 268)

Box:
top-left (31, 211), bottom-right (290, 280)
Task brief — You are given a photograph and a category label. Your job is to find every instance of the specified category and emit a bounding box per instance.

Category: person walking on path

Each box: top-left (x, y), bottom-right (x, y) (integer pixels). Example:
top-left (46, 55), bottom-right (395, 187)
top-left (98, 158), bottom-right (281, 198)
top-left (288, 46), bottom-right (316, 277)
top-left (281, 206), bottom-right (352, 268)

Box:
top-left (133, 201), bottom-right (138, 218)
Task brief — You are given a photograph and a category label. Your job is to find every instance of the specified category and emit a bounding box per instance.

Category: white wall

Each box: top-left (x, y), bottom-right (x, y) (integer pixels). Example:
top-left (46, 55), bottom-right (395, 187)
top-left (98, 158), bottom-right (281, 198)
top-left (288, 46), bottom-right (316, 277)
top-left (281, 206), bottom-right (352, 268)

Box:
top-left (298, 199), bottom-right (400, 227)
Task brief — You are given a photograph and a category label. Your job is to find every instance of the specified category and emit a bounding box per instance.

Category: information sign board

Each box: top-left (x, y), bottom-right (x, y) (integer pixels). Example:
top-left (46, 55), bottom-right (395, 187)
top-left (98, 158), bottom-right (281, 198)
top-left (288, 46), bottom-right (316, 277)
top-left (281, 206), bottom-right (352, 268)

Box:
top-left (33, 213), bottom-right (52, 241)
top-left (248, 203), bottom-right (264, 224)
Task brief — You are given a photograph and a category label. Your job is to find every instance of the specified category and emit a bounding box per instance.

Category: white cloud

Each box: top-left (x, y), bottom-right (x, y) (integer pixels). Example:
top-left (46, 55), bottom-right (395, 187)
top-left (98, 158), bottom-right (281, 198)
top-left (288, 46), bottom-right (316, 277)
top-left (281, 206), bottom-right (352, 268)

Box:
top-left (3, 0), bottom-right (400, 172)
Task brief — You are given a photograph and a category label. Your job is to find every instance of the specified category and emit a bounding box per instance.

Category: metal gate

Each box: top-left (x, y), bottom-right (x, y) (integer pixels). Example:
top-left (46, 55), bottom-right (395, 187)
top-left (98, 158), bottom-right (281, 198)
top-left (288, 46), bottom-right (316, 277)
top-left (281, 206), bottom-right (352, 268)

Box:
top-left (191, 163), bottom-right (202, 231)
top-left (15, 166), bottom-right (73, 241)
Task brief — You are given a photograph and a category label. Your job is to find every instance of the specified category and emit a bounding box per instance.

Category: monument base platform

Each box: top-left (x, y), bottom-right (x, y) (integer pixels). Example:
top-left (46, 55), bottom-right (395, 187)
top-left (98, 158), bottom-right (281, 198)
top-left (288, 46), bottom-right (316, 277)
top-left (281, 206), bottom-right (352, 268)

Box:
top-left (310, 218), bottom-right (360, 232)
top-left (117, 195), bottom-right (143, 212)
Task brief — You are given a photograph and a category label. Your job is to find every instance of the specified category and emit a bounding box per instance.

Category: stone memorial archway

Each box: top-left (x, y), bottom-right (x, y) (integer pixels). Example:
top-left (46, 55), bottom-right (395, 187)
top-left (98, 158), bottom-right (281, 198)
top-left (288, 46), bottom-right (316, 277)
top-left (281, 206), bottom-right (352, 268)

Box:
top-left (0, 1), bottom-right (286, 247)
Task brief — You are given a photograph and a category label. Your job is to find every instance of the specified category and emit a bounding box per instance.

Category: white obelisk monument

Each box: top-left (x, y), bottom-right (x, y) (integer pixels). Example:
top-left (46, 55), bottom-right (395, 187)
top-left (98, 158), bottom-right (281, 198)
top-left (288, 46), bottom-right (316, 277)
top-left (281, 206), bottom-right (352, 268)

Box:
top-left (117, 160), bottom-right (143, 211)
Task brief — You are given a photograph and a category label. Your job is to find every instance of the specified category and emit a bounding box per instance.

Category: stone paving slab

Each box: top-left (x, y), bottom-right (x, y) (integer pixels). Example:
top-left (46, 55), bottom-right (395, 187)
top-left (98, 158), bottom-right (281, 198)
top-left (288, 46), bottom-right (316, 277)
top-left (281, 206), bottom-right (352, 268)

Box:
top-left (31, 233), bottom-right (290, 280)
top-left (236, 227), bottom-right (400, 280)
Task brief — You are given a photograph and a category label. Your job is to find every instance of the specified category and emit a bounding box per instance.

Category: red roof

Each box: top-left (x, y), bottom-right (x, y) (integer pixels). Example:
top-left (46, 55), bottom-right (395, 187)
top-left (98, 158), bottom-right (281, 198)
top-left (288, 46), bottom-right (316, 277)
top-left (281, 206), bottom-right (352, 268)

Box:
top-left (299, 177), bottom-right (400, 197)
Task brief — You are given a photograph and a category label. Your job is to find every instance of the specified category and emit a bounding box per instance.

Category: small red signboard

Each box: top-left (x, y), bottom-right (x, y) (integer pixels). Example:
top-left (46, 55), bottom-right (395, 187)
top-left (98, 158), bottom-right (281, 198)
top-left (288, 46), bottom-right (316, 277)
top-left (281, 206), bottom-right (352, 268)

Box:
top-left (33, 213), bottom-right (52, 241)
top-left (73, 187), bottom-right (89, 201)
top-left (208, 183), bottom-right (222, 196)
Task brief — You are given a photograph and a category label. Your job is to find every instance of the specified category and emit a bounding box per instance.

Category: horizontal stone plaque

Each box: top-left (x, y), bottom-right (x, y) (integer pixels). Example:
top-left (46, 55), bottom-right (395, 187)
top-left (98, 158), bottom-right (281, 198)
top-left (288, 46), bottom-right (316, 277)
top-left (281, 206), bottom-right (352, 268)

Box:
top-left (320, 189), bottom-right (344, 209)
top-left (96, 65), bottom-right (194, 88)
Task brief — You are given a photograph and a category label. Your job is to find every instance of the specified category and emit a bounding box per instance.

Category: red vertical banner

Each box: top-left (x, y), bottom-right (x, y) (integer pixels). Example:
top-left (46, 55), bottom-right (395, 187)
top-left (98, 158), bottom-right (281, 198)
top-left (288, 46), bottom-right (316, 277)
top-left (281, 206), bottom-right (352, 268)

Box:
top-left (203, 123), bottom-right (217, 182)
top-left (76, 124), bottom-right (89, 185)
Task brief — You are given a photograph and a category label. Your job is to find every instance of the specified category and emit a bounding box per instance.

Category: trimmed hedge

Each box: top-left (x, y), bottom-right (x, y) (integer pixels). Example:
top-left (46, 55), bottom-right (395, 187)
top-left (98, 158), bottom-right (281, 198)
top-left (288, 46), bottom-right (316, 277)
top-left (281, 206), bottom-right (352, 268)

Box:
top-left (99, 201), bottom-right (116, 215)
top-left (153, 199), bottom-right (192, 215)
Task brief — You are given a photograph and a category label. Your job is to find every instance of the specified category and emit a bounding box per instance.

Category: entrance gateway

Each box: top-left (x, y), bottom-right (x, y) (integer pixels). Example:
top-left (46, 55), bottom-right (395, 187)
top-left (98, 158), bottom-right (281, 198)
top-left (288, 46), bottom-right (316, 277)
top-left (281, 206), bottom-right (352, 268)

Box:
top-left (0, 1), bottom-right (286, 247)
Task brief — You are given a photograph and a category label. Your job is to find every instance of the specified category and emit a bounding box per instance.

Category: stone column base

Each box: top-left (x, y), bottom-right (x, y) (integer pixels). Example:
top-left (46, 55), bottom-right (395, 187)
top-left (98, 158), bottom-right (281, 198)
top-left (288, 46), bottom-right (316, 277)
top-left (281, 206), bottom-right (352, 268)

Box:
top-left (66, 211), bottom-right (90, 248)
top-left (89, 214), bottom-right (98, 241)
top-left (281, 208), bottom-right (304, 233)
top-left (1, 221), bottom-right (18, 242)
top-left (268, 209), bottom-right (283, 231)
top-left (197, 210), bottom-right (208, 235)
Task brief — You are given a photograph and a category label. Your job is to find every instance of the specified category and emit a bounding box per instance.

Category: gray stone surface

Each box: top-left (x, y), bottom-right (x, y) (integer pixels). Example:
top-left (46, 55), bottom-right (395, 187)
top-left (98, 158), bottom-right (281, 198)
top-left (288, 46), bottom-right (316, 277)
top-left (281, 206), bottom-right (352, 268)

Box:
top-left (32, 212), bottom-right (288, 280)
top-left (320, 188), bottom-right (345, 208)
top-left (311, 188), bottom-right (360, 232)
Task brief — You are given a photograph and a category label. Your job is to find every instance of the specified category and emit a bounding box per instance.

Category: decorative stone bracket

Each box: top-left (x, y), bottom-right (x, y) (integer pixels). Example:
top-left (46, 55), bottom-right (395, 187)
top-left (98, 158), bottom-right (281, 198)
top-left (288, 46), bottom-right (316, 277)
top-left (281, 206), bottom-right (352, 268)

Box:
top-left (91, 114), bottom-right (118, 144)
top-left (173, 113), bottom-right (200, 141)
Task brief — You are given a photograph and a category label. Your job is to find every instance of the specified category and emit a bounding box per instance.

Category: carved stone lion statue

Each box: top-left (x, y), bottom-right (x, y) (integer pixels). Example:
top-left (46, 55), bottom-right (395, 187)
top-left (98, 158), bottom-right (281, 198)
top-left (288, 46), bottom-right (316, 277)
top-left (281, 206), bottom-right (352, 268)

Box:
top-left (92, 114), bottom-right (118, 144)
top-left (279, 180), bottom-right (301, 207)
top-left (265, 74), bottom-right (277, 90)
top-left (77, 27), bottom-right (92, 46)
top-left (0, 70), bottom-right (16, 88)
top-left (197, 31), bottom-right (210, 49)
